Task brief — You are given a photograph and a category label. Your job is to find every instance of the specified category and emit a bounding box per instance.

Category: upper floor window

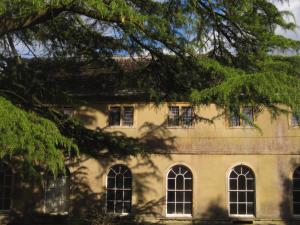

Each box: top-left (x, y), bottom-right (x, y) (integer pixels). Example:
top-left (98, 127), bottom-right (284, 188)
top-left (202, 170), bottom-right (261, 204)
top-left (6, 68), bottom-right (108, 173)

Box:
top-left (293, 167), bottom-right (300, 215)
top-left (0, 163), bottom-right (12, 211)
top-left (45, 172), bottom-right (69, 214)
top-left (106, 165), bottom-right (132, 214)
top-left (166, 165), bottom-right (193, 216)
top-left (228, 165), bottom-right (255, 216)
top-left (229, 107), bottom-right (254, 127)
top-left (109, 106), bottom-right (134, 127)
top-left (168, 106), bottom-right (194, 127)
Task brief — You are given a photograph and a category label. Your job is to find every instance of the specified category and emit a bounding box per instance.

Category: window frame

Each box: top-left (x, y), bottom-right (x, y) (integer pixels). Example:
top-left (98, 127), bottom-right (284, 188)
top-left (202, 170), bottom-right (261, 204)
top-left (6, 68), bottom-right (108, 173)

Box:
top-left (227, 164), bottom-right (255, 218)
top-left (0, 162), bottom-right (13, 212)
top-left (167, 105), bottom-right (194, 128)
top-left (228, 107), bottom-right (255, 128)
top-left (108, 105), bottom-right (135, 128)
top-left (290, 113), bottom-right (300, 128)
top-left (166, 164), bottom-right (193, 218)
top-left (105, 164), bottom-right (132, 216)
top-left (44, 172), bottom-right (70, 215)
top-left (292, 166), bottom-right (300, 216)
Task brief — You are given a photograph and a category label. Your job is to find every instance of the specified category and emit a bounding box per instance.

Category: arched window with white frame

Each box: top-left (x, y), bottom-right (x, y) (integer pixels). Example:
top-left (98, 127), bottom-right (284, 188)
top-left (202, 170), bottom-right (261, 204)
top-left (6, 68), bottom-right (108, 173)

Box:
top-left (0, 162), bottom-right (13, 211)
top-left (228, 165), bottom-right (255, 216)
top-left (293, 166), bottom-right (300, 215)
top-left (106, 165), bottom-right (132, 214)
top-left (166, 165), bottom-right (192, 216)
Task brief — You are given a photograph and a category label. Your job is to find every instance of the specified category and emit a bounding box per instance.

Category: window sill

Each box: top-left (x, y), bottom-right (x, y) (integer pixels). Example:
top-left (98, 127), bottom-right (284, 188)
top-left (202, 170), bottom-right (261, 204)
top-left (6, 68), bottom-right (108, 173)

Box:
top-left (229, 214), bottom-right (255, 219)
top-left (228, 126), bottom-right (254, 129)
top-left (108, 126), bottom-right (136, 129)
top-left (166, 214), bottom-right (192, 218)
top-left (167, 126), bottom-right (194, 129)
top-left (45, 212), bottom-right (69, 216)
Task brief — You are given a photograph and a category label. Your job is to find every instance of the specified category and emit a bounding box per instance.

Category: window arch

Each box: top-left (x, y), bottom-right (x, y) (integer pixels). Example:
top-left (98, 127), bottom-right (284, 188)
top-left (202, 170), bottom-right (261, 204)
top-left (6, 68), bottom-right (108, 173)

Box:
top-left (45, 170), bottom-right (69, 214)
top-left (106, 165), bottom-right (132, 214)
top-left (166, 165), bottom-right (192, 216)
top-left (293, 166), bottom-right (300, 215)
top-left (0, 162), bottom-right (13, 210)
top-left (229, 165), bottom-right (255, 216)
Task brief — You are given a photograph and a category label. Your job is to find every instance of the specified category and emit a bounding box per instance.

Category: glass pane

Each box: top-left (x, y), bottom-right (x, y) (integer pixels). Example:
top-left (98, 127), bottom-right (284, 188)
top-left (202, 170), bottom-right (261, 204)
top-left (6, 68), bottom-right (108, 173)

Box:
top-left (230, 171), bottom-right (238, 178)
top-left (107, 190), bottom-right (115, 201)
top-left (294, 168), bottom-right (300, 179)
top-left (185, 171), bottom-right (192, 178)
top-left (116, 190), bottom-right (123, 201)
top-left (176, 191), bottom-right (183, 202)
top-left (238, 192), bottom-right (246, 202)
top-left (168, 107), bottom-right (179, 126)
top-left (5, 175), bottom-right (11, 185)
top-left (185, 179), bottom-right (192, 189)
top-left (168, 179), bottom-right (175, 189)
top-left (124, 202), bottom-right (131, 213)
top-left (294, 203), bottom-right (300, 214)
top-left (230, 179), bottom-right (237, 190)
top-left (247, 191), bottom-right (255, 202)
top-left (182, 107), bottom-right (193, 126)
top-left (167, 191), bottom-right (175, 202)
top-left (230, 203), bottom-right (237, 214)
top-left (116, 174), bottom-right (123, 189)
top-left (238, 203), bottom-right (246, 214)
top-left (294, 191), bottom-right (300, 202)
top-left (247, 203), bottom-right (254, 215)
top-left (246, 179), bottom-right (254, 190)
top-left (115, 202), bottom-right (123, 213)
top-left (123, 169), bottom-right (131, 177)
top-left (124, 190), bottom-right (131, 201)
top-left (109, 107), bottom-right (121, 126)
top-left (230, 114), bottom-right (240, 127)
top-left (176, 175), bottom-right (184, 190)
top-left (185, 191), bottom-right (192, 202)
top-left (184, 203), bottom-right (192, 214)
top-left (176, 203), bottom-right (183, 214)
top-left (238, 176), bottom-right (246, 190)
top-left (107, 201), bottom-right (114, 212)
top-left (230, 191), bottom-right (237, 202)
top-left (107, 177), bottom-right (115, 188)
top-left (173, 166), bottom-right (180, 174)
top-left (294, 179), bottom-right (300, 190)
top-left (167, 203), bottom-right (175, 214)
top-left (124, 178), bottom-right (131, 189)
top-left (108, 169), bottom-right (115, 177)
top-left (3, 199), bottom-right (10, 210)
top-left (168, 170), bottom-right (176, 178)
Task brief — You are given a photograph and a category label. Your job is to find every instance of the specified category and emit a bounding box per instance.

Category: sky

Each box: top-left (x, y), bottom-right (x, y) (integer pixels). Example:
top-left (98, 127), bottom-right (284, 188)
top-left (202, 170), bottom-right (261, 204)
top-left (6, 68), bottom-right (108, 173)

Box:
top-left (275, 0), bottom-right (300, 40)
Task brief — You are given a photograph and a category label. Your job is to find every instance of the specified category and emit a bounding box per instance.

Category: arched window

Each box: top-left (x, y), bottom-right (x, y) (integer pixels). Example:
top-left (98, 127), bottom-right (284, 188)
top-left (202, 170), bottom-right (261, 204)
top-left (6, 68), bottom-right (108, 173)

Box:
top-left (0, 163), bottom-right (12, 210)
top-left (293, 167), bottom-right (300, 215)
top-left (229, 165), bottom-right (255, 216)
top-left (166, 165), bottom-right (192, 216)
top-left (45, 171), bottom-right (69, 214)
top-left (106, 165), bottom-right (132, 214)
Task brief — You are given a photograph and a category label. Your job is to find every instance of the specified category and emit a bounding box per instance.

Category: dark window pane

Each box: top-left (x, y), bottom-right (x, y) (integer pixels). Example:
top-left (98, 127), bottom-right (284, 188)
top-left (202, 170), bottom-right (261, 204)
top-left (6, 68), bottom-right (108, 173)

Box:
top-left (176, 175), bottom-right (184, 190)
top-left (238, 192), bottom-right (246, 202)
top-left (235, 166), bottom-right (242, 174)
top-left (107, 178), bottom-right (115, 188)
top-left (247, 191), bottom-right (255, 202)
top-left (0, 175), bottom-right (4, 186)
top-left (238, 203), bottom-right (246, 214)
top-left (182, 107), bottom-right (193, 126)
top-left (185, 171), bottom-right (192, 178)
top-left (184, 203), bottom-right (192, 214)
top-left (124, 202), bottom-right (131, 213)
top-left (3, 199), bottom-right (10, 210)
top-left (294, 191), bottom-right (300, 202)
top-left (246, 171), bottom-right (254, 179)
top-left (124, 190), bottom-right (131, 201)
top-left (107, 201), bottom-right (114, 213)
top-left (168, 179), bottom-right (175, 189)
top-left (116, 190), bottom-right (123, 201)
top-left (5, 176), bottom-right (11, 185)
top-left (123, 107), bottom-right (134, 126)
top-left (247, 179), bottom-right (254, 190)
top-left (168, 107), bottom-right (179, 126)
top-left (108, 170), bottom-right (115, 177)
top-left (294, 168), bottom-right (300, 179)
top-left (176, 203), bottom-right (183, 214)
top-left (167, 203), bottom-right (175, 214)
top-left (173, 166), bottom-right (180, 174)
top-left (124, 178), bottom-right (131, 189)
top-left (109, 107), bottom-right (121, 126)
top-left (230, 171), bottom-right (238, 178)
top-left (230, 179), bottom-right (237, 190)
top-left (230, 191), bottom-right (237, 202)
top-left (167, 191), bottom-right (175, 202)
top-left (247, 203), bottom-right (254, 215)
top-left (238, 176), bottom-right (246, 190)
top-left (185, 179), bottom-right (192, 189)
top-left (168, 171), bottom-right (176, 178)
top-left (230, 203), bottom-right (237, 214)
top-left (294, 179), bottom-right (300, 190)
top-left (185, 191), bottom-right (192, 202)
top-left (230, 114), bottom-right (240, 127)
top-left (176, 191), bottom-right (183, 202)
top-left (294, 203), bottom-right (300, 214)
top-left (116, 174), bottom-right (123, 189)
top-left (242, 107), bottom-right (254, 126)
top-left (4, 187), bottom-right (10, 197)
top-left (115, 202), bottom-right (123, 213)
top-left (107, 190), bottom-right (115, 201)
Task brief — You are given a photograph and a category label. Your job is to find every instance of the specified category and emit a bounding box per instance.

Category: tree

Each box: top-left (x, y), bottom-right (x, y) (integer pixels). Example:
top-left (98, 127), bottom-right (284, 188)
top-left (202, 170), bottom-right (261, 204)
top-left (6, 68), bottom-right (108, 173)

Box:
top-left (0, 0), bottom-right (299, 173)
